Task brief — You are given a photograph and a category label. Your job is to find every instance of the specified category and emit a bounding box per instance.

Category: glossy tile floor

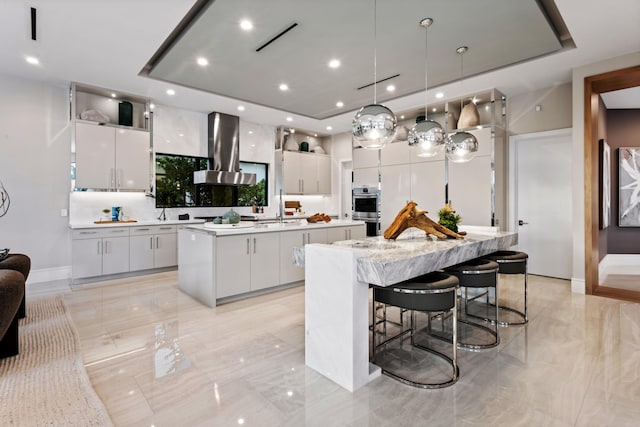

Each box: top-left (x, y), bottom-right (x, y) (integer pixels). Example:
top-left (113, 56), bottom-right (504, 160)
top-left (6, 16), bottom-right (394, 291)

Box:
top-left (29, 272), bottom-right (640, 426)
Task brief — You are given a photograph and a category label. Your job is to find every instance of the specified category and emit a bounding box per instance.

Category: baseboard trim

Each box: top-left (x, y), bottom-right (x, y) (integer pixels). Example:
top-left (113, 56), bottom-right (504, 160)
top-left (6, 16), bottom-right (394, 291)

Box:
top-left (599, 254), bottom-right (640, 282)
top-left (571, 278), bottom-right (585, 294)
top-left (28, 266), bottom-right (72, 284)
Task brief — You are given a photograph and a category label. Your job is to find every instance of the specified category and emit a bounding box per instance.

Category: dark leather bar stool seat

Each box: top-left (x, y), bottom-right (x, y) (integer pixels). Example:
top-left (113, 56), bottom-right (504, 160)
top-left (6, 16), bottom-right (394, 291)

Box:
top-left (371, 271), bottom-right (459, 389)
top-left (484, 251), bottom-right (528, 325)
top-left (445, 259), bottom-right (500, 350)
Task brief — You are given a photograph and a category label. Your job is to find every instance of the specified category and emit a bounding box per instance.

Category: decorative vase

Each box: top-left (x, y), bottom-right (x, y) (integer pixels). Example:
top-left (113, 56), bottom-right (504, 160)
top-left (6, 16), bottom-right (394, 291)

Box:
top-left (457, 103), bottom-right (480, 129)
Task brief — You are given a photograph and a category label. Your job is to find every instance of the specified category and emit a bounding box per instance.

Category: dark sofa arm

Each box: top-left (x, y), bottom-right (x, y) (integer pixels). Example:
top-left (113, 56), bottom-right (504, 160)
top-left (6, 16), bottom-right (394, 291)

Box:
top-left (0, 270), bottom-right (24, 340)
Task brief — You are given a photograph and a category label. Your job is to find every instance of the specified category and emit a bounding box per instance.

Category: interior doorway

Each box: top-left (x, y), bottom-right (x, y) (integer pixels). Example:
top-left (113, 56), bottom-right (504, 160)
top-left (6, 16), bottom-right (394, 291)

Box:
top-left (509, 128), bottom-right (572, 279)
top-left (584, 64), bottom-right (640, 301)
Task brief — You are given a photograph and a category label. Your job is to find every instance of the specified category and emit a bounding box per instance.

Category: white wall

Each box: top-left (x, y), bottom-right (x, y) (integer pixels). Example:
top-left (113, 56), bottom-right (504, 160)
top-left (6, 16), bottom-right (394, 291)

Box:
top-left (571, 51), bottom-right (640, 293)
top-left (0, 74), bottom-right (72, 280)
top-left (508, 83), bottom-right (572, 135)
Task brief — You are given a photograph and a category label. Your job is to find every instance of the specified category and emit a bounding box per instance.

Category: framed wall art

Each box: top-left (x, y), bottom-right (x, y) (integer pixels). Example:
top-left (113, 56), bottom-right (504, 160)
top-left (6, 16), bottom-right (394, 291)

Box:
top-left (618, 147), bottom-right (640, 227)
top-left (599, 139), bottom-right (611, 229)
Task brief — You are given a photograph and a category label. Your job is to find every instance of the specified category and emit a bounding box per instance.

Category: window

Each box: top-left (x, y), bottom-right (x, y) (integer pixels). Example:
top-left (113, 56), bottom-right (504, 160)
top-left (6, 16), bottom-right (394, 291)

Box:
top-left (155, 153), bottom-right (268, 208)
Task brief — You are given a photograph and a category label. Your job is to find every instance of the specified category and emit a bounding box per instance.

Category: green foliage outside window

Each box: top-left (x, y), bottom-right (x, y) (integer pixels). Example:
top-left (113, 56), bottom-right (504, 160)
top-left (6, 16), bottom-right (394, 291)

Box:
top-left (155, 153), bottom-right (267, 208)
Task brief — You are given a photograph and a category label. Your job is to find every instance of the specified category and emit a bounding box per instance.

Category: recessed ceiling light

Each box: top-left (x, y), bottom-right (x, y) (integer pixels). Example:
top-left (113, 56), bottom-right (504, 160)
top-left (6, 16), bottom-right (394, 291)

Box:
top-left (179, 133), bottom-right (184, 137)
top-left (336, 101), bottom-right (344, 108)
top-left (166, 89), bottom-right (175, 96)
top-left (150, 103), bottom-right (155, 109)
top-left (286, 117), bottom-right (293, 122)
top-left (432, 107), bottom-right (437, 112)
top-left (25, 56), bottom-right (39, 65)
top-left (196, 57), bottom-right (209, 66)
top-left (328, 59), bottom-right (341, 69)
top-left (290, 128), bottom-right (295, 133)
top-left (326, 126), bottom-right (333, 131)
top-left (386, 85), bottom-right (395, 92)
top-left (472, 97), bottom-right (479, 104)
top-left (248, 130), bottom-right (254, 134)
top-left (314, 133), bottom-right (318, 137)
top-left (240, 20), bottom-right (253, 31)
top-left (237, 105), bottom-right (245, 111)
top-left (400, 115), bottom-right (405, 119)
top-left (111, 93), bottom-right (116, 98)
top-left (435, 92), bottom-right (444, 99)
top-left (279, 83), bottom-right (289, 91)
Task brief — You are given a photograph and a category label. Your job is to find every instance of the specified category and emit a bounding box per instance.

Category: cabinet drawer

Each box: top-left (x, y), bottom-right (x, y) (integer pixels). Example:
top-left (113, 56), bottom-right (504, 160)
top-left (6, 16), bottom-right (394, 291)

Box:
top-left (130, 225), bottom-right (176, 236)
top-left (72, 227), bottom-right (130, 239)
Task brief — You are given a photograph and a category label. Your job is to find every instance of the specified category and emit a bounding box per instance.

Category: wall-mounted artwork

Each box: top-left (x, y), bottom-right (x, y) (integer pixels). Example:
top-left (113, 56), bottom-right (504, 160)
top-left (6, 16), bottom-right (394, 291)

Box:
top-left (600, 140), bottom-right (611, 229)
top-left (618, 147), bottom-right (640, 227)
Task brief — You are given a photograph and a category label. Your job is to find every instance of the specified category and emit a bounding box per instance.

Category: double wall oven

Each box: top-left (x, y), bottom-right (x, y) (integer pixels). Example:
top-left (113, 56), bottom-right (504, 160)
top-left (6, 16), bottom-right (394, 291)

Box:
top-left (352, 187), bottom-right (381, 237)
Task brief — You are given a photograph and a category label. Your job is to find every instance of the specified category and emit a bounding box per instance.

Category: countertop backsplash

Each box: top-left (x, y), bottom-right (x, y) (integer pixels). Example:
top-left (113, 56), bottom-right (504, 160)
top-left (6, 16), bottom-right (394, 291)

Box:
top-left (69, 192), bottom-right (267, 225)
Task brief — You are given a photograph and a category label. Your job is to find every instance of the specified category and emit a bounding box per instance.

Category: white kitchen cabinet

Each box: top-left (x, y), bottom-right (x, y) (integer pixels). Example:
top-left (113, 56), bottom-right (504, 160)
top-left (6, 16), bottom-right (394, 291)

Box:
top-left (279, 227), bottom-right (328, 285)
top-left (75, 122), bottom-right (150, 191)
top-left (216, 232), bottom-right (280, 298)
top-left (381, 141), bottom-right (410, 166)
top-left (249, 233), bottom-right (280, 291)
top-left (282, 151), bottom-right (330, 195)
top-left (280, 230), bottom-right (306, 284)
top-left (129, 225), bottom-right (177, 271)
top-left (72, 228), bottom-right (130, 279)
top-left (353, 167), bottom-right (378, 188)
top-left (352, 147), bottom-right (379, 169)
top-left (326, 224), bottom-right (366, 243)
top-left (216, 235), bottom-right (251, 298)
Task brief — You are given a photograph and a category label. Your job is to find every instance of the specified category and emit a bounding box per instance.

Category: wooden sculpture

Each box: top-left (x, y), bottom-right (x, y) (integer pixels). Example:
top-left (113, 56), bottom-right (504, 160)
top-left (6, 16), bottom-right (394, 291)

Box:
top-left (383, 201), bottom-right (465, 240)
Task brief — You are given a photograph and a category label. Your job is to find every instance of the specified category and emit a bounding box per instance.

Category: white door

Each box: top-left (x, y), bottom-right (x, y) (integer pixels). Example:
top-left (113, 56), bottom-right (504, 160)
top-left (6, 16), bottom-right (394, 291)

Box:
top-left (317, 156), bottom-right (331, 194)
top-left (154, 233), bottom-right (177, 268)
top-left (510, 129), bottom-right (572, 279)
top-left (250, 233), bottom-right (280, 291)
top-left (283, 151), bottom-right (302, 194)
top-left (130, 235), bottom-right (155, 271)
top-left (341, 160), bottom-right (353, 220)
top-left (216, 235), bottom-right (251, 298)
top-left (75, 123), bottom-right (115, 189)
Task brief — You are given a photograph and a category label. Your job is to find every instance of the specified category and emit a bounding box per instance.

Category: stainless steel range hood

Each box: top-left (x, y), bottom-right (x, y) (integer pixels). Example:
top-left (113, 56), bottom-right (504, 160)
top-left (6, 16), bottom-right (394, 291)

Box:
top-left (193, 112), bottom-right (256, 185)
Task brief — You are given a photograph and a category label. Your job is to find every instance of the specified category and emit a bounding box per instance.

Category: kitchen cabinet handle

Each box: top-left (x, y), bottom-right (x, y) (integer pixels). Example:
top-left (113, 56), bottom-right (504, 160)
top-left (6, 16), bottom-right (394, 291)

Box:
top-left (302, 234), bottom-right (306, 245)
top-left (317, 180), bottom-right (319, 193)
top-left (117, 168), bottom-right (122, 187)
top-left (156, 236), bottom-right (160, 249)
top-left (137, 228), bottom-right (151, 231)
top-left (105, 240), bottom-right (110, 254)
top-left (150, 237), bottom-right (153, 250)
top-left (111, 229), bottom-right (126, 233)
top-left (80, 231), bottom-right (97, 235)
top-left (246, 238), bottom-right (250, 254)
top-left (253, 238), bottom-right (256, 254)
top-left (110, 168), bottom-right (115, 189)
top-left (159, 227), bottom-right (172, 230)
top-left (97, 241), bottom-right (102, 254)
top-left (307, 233), bottom-right (311, 243)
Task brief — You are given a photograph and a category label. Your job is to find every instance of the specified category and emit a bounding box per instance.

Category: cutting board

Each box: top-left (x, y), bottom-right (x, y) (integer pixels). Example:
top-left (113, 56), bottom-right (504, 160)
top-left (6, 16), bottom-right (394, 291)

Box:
top-left (93, 220), bottom-right (138, 224)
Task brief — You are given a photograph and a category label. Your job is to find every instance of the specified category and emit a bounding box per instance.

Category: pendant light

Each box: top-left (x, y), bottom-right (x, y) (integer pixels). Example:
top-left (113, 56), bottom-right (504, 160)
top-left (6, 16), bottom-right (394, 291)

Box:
top-left (408, 18), bottom-right (446, 157)
top-left (446, 46), bottom-right (478, 163)
top-left (352, 0), bottom-right (397, 150)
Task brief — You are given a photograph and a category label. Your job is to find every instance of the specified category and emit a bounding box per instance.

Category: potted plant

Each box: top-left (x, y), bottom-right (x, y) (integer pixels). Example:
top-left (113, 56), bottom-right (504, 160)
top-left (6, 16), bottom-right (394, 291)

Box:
top-left (438, 204), bottom-right (462, 233)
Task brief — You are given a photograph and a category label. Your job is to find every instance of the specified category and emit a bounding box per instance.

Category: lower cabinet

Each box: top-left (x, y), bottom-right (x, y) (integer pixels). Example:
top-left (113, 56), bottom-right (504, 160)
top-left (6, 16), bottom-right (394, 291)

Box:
top-left (279, 228), bottom-right (329, 285)
top-left (72, 224), bottom-right (178, 281)
top-left (72, 228), bottom-right (130, 279)
top-left (216, 233), bottom-right (280, 298)
top-left (129, 225), bottom-right (177, 271)
top-left (327, 225), bottom-right (366, 243)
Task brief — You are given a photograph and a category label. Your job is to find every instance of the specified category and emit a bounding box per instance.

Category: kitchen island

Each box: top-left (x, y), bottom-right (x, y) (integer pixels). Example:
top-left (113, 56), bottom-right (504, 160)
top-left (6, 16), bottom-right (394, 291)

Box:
top-left (177, 219), bottom-right (366, 307)
top-left (303, 228), bottom-right (517, 392)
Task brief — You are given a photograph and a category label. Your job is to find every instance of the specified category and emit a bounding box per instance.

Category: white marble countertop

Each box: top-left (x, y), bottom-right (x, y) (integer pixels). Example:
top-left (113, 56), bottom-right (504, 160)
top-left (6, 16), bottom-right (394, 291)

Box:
top-left (180, 219), bottom-right (365, 236)
top-left (296, 228), bottom-right (518, 286)
top-left (69, 219), bottom-right (205, 229)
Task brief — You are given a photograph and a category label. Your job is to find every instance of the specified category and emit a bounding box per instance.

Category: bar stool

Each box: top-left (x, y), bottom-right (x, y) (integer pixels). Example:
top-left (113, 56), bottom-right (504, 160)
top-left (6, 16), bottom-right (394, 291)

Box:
top-left (445, 259), bottom-right (500, 350)
top-left (371, 271), bottom-right (459, 389)
top-left (484, 251), bottom-right (528, 326)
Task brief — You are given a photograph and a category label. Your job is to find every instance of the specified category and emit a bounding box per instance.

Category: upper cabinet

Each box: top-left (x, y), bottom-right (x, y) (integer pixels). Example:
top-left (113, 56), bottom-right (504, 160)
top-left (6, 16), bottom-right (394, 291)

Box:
top-left (71, 83), bottom-right (151, 191)
top-left (281, 151), bottom-right (330, 195)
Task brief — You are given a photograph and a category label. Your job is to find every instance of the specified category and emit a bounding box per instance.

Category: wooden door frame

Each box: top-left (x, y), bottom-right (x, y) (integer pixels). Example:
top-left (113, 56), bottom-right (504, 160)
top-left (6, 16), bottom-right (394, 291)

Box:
top-left (584, 64), bottom-right (640, 300)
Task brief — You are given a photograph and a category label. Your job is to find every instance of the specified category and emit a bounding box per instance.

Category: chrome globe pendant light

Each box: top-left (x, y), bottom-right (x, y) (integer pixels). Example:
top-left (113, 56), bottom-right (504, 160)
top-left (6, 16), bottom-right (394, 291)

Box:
top-left (352, 0), bottom-right (397, 150)
top-left (408, 18), bottom-right (446, 157)
top-left (446, 46), bottom-right (478, 163)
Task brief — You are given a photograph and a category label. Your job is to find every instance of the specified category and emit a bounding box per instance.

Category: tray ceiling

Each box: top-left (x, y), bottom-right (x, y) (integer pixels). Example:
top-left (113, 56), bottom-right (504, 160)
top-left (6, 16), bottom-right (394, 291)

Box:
top-left (143, 0), bottom-right (567, 120)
